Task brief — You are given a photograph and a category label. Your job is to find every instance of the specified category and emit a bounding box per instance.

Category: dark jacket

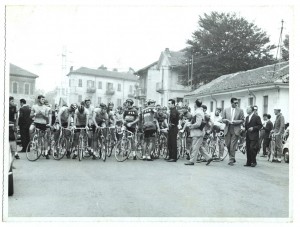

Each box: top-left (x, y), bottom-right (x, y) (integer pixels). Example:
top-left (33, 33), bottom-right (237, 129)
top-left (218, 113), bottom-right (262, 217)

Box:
top-left (245, 114), bottom-right (262, 141)
top-left (263, 120), bottom-right (273, 139)
top-left (18, 105), bottom-right (32, 127)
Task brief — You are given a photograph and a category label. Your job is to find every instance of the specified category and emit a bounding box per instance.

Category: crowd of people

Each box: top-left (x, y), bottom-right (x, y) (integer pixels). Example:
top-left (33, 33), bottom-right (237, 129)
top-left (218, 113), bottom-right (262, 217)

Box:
top-left (9, 95), bottom-right (287, 167)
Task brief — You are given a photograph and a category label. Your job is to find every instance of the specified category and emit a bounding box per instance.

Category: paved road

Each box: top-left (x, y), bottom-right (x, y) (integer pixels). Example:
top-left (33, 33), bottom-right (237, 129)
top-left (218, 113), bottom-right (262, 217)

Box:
top-left (8, 151), bottom-right (289, 219)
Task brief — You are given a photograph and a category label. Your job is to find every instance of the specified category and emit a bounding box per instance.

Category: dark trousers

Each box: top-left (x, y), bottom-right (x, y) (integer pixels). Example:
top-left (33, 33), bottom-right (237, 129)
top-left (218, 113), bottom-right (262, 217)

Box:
top-left (246, 138), bottom-right (259, 165)
top-left (168, 126), bottom-right (178, 159)
top-left (20, 125), bottom-right (30, 151)
top-left (263, 137), bottom-right (271, 155)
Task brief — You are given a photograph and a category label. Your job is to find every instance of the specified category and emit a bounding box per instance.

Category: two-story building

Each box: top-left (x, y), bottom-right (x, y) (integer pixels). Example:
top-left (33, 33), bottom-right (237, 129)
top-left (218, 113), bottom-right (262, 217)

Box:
top-left (184, 61), bottom-right (289, 122)
top-left (67, 67), bottom-right (138, 107)
top-left (9, 63), bottom-right (39, 107)
top-left (135, 48), bottom-right (191, 107)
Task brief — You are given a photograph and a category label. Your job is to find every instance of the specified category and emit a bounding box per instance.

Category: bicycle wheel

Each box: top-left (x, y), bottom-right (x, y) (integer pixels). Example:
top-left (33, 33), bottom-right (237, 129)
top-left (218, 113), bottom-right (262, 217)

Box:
top-left (136, 143), bottom-right (143, 159)
top-left (53, 137), bottom-right (67, 160)
top-left (115, 138), bottom-right (131, 162)
top-left (26, 140), bottom-right (42, 161)
top-left (220, 145), bottom-right (229, 161)
top-left (101, 141), bottom-right (106, 161)
top-left (161, 137), bottom-right (168, 159)
top-left (107, 137), bottom-right (113, 157)
top-left (78, 139), bottom-right (84, 161)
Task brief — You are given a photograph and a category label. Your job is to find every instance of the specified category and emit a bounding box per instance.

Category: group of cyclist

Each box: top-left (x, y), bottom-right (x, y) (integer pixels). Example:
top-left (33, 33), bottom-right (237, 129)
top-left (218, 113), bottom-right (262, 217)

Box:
top-left (13, 94), bottom-right (236, 162)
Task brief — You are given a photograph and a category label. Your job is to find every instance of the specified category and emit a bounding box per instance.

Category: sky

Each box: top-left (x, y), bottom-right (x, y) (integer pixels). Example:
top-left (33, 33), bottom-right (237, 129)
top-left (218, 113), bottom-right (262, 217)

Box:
top-left (6, 1), bottom-right (294, 92)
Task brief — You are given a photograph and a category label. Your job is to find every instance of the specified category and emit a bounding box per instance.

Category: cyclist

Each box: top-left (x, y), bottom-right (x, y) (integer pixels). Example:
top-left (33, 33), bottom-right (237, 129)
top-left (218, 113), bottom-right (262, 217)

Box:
top-left (162, 106), bottom-right (169, 124)
top-left (29, 95), bottom-right (52, 159)
top-left (57, 103), bottom-right (77, 158)
top-left (107, 102), bottom-right (115, 115)
top-left (123, 99), bottom-right (139, 160)
top-left (92, 103), bottom-right (111, 159)
top-left (141, 99), bottom-right (160, 161)
top-left (72, 102), bottom-right (89, 159)
top-left (114, 106), bottom-right (124, 140)
top-left (84, 99), bottom-right (95, 154)
top-left (154, 105), bottom-right (169, 159)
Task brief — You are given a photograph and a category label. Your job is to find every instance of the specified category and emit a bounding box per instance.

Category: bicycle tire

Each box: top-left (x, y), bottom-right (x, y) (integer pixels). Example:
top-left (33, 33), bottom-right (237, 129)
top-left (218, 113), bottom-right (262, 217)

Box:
top-left (26, 140), bottom-right (42, 161)
top-left (78, 139), bottom-right (84, 161)
top-left (53, 137), bottom-right (67, 160)
top-left (220, 146), bottom-right (229, 161)
top-left (101, 142), bottom-right (106, 161)
top-left (115, 138), bottom-right (131, 162)
top-left (107, 138), bottom-right (113, 157)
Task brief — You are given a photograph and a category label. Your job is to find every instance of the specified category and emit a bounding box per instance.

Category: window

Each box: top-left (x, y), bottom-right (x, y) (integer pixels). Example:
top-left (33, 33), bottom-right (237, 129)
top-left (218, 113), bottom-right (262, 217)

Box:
top-left (24, 83), bottom-right (30, 95)
top-left (129, 85), bottom-right (133, 93)
top-left (117, 99), bottom-right (122, 106)
top-left (263, 96), bottom-right (268, 114)
top-left (107, 82), bottom-right (113, 90)
top-left (87, 80), bottom-right (95, 88)
top-left (210, 101), bottom-right (214, 112)
top-left (12, 82), bottom-right (18, 94)
top-left (118, 83), bottom-right (121, 92)
top-left (248, 97), bottom-right (254, 106)
top-left (98, 81), bottom-right (102, 89)
top-left (78, 79), bottom-right (82, 87)
top-left (78, 95), bottom-right (82, 102)
top-left (98, 97), bottom-right (102, 104)
top-left (221, 100), bottom-right (224, 110)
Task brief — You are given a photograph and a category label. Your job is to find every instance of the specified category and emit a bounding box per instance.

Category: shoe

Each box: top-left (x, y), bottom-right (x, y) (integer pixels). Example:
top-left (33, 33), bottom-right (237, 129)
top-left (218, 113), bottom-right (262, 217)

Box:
top-left (164, 157), bottom-right (171, 160)
top-left (92, 155), bottom-right (96, 160)
top-left (72, 154), bottom-right (77, 159)
top-left (206, 158), bottom-right (213, 166)
top-left (273, 159), bottom-right (281, 163)
top-left (14, 154), bottom-right (20, 159)
top-left (186, 154), bottom-right (190, 160)
top-left (251, 163), bottom-right (257, 167)
top-left (228, 162), bottom-right (234, 166)
top-left (184, 162), bottom-right (194, 165)
top-left (66, 154), bottom-right (71, 159)
top-left (244, 164), bottom-right (251, 167)
top-left (45, 154), bottom-right (50, 159)
top-left (147, 156), bottom-right (153, 161)
top-left (233, 159), bottom-right (236, 163)
top-left (142, 155), bottom-right (146, 160)
top-left (167, 159), bottom-right (176, 162)
top-left (133, 156), bottom-right (137, 160)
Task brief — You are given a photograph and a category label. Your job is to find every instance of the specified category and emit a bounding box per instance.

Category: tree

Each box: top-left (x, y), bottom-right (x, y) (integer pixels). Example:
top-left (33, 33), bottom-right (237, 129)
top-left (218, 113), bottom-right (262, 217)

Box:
top-left (282, 34), bottom-right (289, 61)
top-left (175, 12), bottom-right (276, 88)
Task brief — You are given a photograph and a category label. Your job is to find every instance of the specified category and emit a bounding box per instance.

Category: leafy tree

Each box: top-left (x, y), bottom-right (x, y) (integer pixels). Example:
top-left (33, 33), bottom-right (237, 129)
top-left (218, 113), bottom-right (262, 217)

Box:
top-left (282, 34), bottom-right (289, 61)
top-left (175, 12), bottom-right (276, 88)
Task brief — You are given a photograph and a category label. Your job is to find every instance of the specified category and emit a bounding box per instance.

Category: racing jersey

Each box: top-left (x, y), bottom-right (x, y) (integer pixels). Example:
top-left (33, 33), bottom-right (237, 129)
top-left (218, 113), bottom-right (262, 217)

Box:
top-left (58, 106), bottom-right (73, 124)
top-left (93, 108), bottom-right (111, 125)
top-left (142, 107), bottom-right (157, 131)
top-left (114, 111), bottom-right (123, 122)
top-left (9, 104), bottom-right (17, 123)
top-left (75, 109), bottom-right (88, 126)
top-left (31, 104), bottom-right (50, 125)
top-left (123, 107), bottom-right (138, 128)
top-left (85, 105), bottom-right (95, 126)
top-left (154, 112), bottom-right (167, 128)
top-left (212, 115), bottom-right (225, 130)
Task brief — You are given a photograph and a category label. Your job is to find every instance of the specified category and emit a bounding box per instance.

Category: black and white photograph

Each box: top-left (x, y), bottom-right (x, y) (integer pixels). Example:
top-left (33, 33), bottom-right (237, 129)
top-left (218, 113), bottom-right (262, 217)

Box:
top-left (1, 0), bottom-right (298, 225)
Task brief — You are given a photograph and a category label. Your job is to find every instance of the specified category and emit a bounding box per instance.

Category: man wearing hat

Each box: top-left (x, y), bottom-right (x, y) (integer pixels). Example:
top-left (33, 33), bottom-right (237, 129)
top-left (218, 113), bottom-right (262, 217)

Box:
top-left (272, 107), bottom-right (285, 163)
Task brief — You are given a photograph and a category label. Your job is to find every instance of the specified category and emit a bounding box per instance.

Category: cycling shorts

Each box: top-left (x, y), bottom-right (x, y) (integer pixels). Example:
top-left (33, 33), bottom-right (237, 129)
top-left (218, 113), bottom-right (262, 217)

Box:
top-left (32, 122), bottom-right (48, 131)
top-left (144, 129), bottom-right (156, 138)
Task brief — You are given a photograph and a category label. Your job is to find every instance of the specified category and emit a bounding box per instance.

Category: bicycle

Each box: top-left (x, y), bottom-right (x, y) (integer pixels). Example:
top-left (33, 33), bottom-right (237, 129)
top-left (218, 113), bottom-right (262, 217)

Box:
top-left (52, 127), bottom-right (74, 160)
top-left (94, 127), bottom-right (108, 161)
top-left (105, 126), bottom-right (116, 158)
top-left (268, 133), bottom-right (276, 162)
top-left (209, 131), bottom-right (229, 161)
top-left (114, 128), bottom-right (133, 162)
top-left (177, 130), bottom-right (187, 160)
top-left (76, 127), bottom-right (90, 161)
top-left (156, 128), bottom-right (168, 159)
top-left (26, 126), bottom-right (50, 161)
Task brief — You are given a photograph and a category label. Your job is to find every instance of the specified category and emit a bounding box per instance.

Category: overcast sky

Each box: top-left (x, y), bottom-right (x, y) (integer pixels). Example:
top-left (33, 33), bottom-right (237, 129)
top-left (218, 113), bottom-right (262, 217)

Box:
top-left (6, 1), bottom-right (293, 91)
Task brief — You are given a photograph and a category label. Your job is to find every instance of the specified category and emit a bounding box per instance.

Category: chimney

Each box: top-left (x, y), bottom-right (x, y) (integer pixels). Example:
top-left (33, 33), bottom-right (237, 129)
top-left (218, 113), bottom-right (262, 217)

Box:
top-left (98, 65), bottom-right (107, 70)
top-left (165, 48), bottom-right (170, 53)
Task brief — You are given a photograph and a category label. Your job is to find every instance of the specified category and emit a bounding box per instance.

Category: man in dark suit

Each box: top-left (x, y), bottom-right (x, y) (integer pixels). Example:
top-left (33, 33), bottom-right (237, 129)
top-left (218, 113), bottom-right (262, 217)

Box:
top-left (244, 106), bottom-right (263, 167)
top-left (18, 99), bottom-right (32, 153)
top-left (222, 97), bottom-right (245, 166)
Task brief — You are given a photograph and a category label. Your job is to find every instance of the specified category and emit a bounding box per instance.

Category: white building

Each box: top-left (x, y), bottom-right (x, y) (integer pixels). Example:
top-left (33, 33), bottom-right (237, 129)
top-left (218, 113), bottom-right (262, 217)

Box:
top-left (184, 61), bottom-right (289, 122)
top-left (67, 67), bottom-right (138, 107)
top-left (135, 48), bottom-right (190, 107)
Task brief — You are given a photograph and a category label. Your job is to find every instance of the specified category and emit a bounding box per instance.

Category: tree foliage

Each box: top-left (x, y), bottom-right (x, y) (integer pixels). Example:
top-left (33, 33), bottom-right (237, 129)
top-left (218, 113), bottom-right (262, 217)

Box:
top-left (282, 34), bottom-right (289, 61)
top-left (175, 12), bottom-right (276, 88)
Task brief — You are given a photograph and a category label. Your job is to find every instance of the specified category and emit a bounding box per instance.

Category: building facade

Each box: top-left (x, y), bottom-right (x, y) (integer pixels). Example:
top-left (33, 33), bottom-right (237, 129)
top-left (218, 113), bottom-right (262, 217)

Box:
top-left (184, 62), bottom-right (289, 122)
top-left (9, 63), bottom-right (39, 107)
top-left (135, 48), bottom-right (190, 107)
top-left (67, 67), bottom-right (138, 106)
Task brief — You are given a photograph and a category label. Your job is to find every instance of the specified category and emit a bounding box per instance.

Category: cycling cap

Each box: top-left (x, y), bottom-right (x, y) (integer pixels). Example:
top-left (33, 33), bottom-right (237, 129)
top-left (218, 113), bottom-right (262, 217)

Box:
top-left (100, 103), bottom-right (107, 108)
top-left (126, 99), bottom-right (134, 105)
top-left (108, 102), bottom-right (114, 106)
top-left (70, 103), bottom-right (78, 110)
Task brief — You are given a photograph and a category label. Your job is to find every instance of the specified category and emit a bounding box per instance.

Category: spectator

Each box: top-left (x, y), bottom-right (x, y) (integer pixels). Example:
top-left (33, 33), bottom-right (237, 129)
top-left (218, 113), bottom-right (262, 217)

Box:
top-left (18, 99), bottom-right (32, 153)
top-left (260, 114), bottom-right (273, 157)
top-left (9, 96), bottom-right (19, 159)
top-left (272, 107), bottom-right (285, 163)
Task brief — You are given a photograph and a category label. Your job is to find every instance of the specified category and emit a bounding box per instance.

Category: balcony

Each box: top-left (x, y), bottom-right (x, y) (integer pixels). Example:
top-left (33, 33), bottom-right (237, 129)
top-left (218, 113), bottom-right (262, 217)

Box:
top-left (86, 87), bottom-right (96, 93)
top-left (156, 82), bottom-right (164, 93)
top-left (128, 93), bottom-right (135, 98)
top-left (134, 88), bottom-right (146, 100)
top-left (106, 88), bottom-right (115, 95)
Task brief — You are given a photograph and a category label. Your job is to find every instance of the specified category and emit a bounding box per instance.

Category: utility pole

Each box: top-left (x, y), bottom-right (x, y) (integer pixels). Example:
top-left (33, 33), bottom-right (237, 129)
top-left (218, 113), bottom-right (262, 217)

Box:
top-left (272, 20), bottom-right (284, 77)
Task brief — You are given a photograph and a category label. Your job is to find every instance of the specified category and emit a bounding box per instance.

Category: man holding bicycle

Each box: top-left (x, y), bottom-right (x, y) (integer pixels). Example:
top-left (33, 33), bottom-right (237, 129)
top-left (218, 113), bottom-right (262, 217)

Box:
top-left (123, 99), bottom-right (139, 160)
top-left (29, 95), bottom-right (52, 159)
top-left (57, 103), bottom-right (77, 158)
top-left (72, 103), bottom-right (89, 159)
